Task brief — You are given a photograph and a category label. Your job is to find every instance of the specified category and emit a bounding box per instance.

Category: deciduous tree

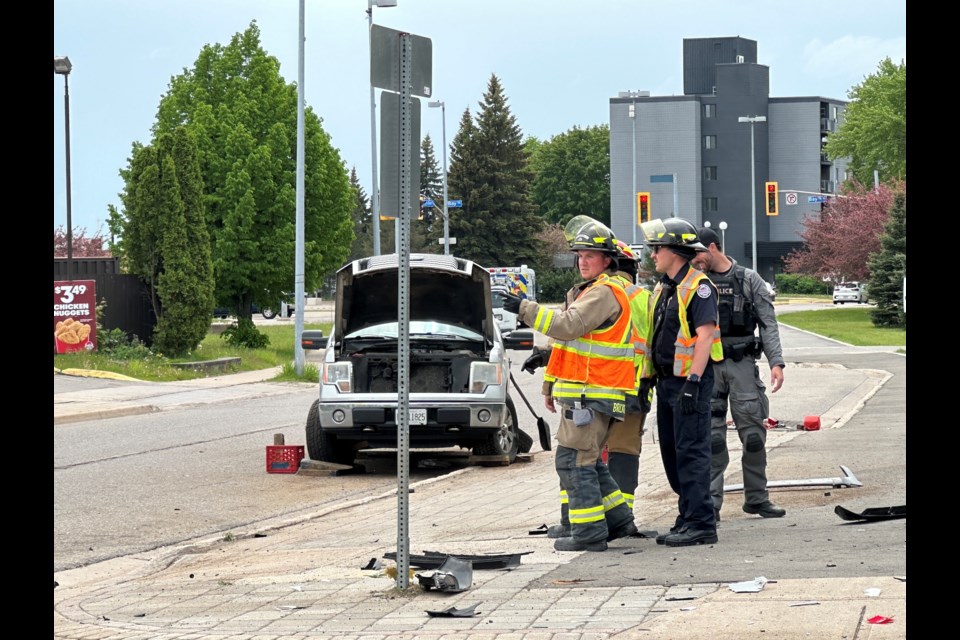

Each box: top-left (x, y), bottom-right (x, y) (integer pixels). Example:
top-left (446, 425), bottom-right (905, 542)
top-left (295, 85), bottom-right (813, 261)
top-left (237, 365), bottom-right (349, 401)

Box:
top-left (146, 22), bottom-right (353, 328)
top-left (825, 58), bottom-right (906, 185)
top-left (528, 125), bottom-right (610, 227)
top-left (54, 226), bottom-right (111, 257)
top-left (783, 181), bottom-right (895, 283)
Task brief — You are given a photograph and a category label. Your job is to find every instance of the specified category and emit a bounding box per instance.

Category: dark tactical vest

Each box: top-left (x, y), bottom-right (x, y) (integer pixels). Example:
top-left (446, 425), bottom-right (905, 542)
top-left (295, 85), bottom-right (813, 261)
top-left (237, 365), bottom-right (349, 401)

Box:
top-left (713, 266), bottom-right (757, 339)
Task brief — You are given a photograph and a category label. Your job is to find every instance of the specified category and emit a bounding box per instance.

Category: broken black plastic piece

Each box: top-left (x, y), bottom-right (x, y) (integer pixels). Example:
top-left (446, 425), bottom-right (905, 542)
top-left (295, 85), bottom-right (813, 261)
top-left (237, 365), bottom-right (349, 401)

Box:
top-left (384, 549), bottom-right (532, 569)
top-left (834, 504), bottom-right (906, 522)
top-left (361, 558), bottom-right (382, 570)
top-left (529, 524), bottom-right (549, 535)
top-left (426, 603), bottom-right (481, 617)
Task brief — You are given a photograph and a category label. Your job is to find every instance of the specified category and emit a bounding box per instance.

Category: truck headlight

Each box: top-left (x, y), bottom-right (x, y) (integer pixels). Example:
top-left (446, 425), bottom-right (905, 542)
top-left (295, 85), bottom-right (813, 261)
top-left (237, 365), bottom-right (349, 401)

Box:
top-left (469, 362), bottom-right (502, 393)
top-left (323, 362), bottom-right (353, 392)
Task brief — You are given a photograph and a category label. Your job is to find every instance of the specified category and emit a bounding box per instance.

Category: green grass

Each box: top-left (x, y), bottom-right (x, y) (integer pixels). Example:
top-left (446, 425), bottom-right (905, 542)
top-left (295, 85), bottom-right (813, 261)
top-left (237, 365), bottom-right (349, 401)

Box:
top-left (777, 307), bottom-right (905, 347)
top-left (54, 322), bottom-right (331, 383)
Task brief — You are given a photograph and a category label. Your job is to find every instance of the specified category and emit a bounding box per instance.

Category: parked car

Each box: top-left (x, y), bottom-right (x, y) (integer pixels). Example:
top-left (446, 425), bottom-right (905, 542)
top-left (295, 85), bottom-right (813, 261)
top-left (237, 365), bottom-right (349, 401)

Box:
top-left (833, 281), bottom-right (868, 304)
top-left (302, 253), bottom-right (535, 467)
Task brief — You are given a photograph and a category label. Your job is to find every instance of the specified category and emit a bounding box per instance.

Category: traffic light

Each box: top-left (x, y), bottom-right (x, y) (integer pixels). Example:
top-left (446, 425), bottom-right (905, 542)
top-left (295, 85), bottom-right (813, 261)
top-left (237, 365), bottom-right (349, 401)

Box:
top-left (637, 192), bottom-right (651, 223)
top-left (765, 181), bottom-right (779, 216)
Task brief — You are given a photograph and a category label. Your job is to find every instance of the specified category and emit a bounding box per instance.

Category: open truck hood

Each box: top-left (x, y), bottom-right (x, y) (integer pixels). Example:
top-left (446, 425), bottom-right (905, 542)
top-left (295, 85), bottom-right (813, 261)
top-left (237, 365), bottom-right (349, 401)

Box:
top-left (334, 253), bottom-right (494, 342)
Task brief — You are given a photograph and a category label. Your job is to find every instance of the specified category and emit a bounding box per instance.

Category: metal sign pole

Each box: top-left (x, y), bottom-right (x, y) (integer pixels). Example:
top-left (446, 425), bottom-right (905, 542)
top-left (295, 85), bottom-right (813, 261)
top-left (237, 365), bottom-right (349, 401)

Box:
top-left (395, 32), bottom-right (413, 591)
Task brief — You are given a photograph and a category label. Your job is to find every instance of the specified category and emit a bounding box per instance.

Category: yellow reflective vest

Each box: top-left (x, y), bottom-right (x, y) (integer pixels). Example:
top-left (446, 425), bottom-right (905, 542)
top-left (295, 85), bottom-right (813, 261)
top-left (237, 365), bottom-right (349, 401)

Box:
top-left (650, 268), bottom-right (723, 377)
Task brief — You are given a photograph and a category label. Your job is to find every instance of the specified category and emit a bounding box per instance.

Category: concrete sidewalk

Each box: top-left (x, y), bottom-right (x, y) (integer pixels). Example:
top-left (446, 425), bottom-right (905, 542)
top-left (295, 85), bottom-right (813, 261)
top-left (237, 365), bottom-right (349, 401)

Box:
top-left (54, 346), bottom-right (907, 640)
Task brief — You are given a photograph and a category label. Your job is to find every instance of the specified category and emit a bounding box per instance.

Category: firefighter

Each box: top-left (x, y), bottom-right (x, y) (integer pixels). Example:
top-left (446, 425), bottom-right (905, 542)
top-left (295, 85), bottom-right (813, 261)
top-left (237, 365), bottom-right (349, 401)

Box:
top-left (641, 218), bottom-right (723, 547)
top-left (522, 237), bottom-right (654, 540)
top-left (503, 219), bottom-right (637, 551)
top-left (692, 226), bottom-right (786, 521)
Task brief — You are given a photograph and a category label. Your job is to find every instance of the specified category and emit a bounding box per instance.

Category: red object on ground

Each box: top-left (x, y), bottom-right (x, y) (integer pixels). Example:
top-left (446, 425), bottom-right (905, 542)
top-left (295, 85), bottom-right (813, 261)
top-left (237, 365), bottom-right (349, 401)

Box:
top-left (763, 418), bottom-right (779, 429)
top-left (266, 445), bottom-right (305, 473)
top-left (867, 615), bottom-right (894, 624)
top-left (802, 416), bottom-right (821, 431)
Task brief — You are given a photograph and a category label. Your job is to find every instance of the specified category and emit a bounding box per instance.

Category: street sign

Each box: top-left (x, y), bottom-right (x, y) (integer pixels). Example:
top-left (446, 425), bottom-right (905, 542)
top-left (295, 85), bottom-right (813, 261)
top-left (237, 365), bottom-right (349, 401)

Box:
top-left (808, 195), bottom-right (827, 203)
top-left (423, 199), bottom-right (435, 207)
top-left (785, 192), bottom-right (798, 206)
top-left (437, 237), bottom-right (457, 244)
top-left (447, 199), bottom-right (462, 208)
top-left (650, 174), bottom-right (674, 183)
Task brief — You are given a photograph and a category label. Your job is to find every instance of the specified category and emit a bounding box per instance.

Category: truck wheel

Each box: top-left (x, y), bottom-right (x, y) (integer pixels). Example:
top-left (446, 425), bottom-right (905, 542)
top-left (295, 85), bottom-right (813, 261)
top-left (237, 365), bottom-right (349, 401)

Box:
top-left (472, 396), bottom-right (520, 464)
top-left (305, 399), bottom-right (355, 466)
top-left (261, 308), bottom-right (277, 319)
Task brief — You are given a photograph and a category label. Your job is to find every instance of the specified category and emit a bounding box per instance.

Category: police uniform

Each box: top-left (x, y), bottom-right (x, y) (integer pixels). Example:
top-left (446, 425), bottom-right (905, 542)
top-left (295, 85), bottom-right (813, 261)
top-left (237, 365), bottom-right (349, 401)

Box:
top-left (650, 262), bottom-right (721, 535)
top-left (701, 257), bottom-right (786, 516)
top-left (517, 271), bottom-right (638, 548)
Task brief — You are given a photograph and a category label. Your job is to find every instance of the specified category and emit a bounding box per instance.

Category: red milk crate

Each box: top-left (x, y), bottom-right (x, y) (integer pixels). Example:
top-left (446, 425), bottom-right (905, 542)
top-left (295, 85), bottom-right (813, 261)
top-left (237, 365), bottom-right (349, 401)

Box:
top-left (266, 445), bottom-right (305, 473)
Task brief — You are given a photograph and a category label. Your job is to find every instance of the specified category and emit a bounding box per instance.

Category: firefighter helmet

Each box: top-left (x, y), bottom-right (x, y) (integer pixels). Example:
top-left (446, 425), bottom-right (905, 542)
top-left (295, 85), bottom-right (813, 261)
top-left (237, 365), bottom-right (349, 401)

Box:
top-left (567, 218), bottom-right (619, 255)
top-left (639, 218), bottom-right (706, 252)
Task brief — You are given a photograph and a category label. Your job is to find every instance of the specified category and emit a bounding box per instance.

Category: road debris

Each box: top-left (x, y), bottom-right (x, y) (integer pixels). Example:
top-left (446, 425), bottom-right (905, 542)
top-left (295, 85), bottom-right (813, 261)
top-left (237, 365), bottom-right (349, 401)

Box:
top-left (728, 576), bottom-right (768, 593)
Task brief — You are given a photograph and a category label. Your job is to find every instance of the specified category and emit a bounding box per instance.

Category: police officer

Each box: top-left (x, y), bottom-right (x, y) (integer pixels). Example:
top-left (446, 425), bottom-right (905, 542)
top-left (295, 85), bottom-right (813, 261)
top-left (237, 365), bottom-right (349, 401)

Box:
top-left (503, 219), bottom-right (638, 552)
top-left (641, 218), bottom-right (723, 547)
top-left (693, 226), bottom-right (786, 520)
top-left (523, 234), bottom-right (653, 540)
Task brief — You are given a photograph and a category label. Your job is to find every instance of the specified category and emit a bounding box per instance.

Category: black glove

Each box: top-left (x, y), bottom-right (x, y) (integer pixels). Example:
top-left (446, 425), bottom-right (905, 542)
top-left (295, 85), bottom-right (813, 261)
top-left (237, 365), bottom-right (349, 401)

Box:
top-left (638, 378), bottom-right (655, 413)
top-left (522, 347), bottom-right (547, 374)
top-left (501, 292), bottom-right (523, 314)
top-left (679, 378), bottom-right (700, 414)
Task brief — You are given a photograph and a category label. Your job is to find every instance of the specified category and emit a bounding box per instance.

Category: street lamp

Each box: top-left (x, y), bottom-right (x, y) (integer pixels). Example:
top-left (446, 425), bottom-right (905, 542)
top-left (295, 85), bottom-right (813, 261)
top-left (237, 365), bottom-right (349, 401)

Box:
top-left (54, 55), bottom-right (74, 279)
top-left (738, 115), bottom-right (766, 271)
top-left (629, 103), bottom-right (637, 244)
top-left (427, 100), bottom-right (450, 255)
top-left (368, 0), bottom-right (398, 256)
top-left (718, 220), bottom-right (727, 251)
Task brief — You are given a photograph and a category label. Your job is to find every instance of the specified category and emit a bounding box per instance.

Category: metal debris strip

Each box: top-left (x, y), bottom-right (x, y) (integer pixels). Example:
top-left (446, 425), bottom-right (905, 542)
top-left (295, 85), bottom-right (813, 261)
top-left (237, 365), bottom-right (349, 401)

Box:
top-left (425, 603), bottom-right (481, 617)
top-left (789, 601), bottom-right (821, 607)
top-left (834, 504), bottom-right (905, 522)
top-left (724, 465), bottom-right (862, 492)
top-left (416, 555), bottom-right (473, 593)
top-left (728, 577), bottom-right (768, 593)
top-left (384, 549), bottom-right (532, 569)
top-left (529, 524), bottom-right (549, 535)
top-left (361, 558), bottom-right (383, 570)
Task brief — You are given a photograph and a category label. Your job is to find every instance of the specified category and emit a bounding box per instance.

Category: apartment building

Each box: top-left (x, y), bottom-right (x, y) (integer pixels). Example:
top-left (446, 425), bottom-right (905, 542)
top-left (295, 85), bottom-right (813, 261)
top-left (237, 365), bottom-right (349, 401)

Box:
top-left (609, 36), bottom-right (849, 281)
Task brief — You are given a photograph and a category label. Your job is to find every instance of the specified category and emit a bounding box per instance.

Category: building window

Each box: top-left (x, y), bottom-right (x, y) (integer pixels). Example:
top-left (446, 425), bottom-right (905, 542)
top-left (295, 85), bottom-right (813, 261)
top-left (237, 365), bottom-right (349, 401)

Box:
top-left (832, 106), bottom-right (838, 120)
top-left (704, 104), bottom-right (716, 118)
top-left (704, 166), bottom-right (718, 181)
top-left (704, 197), bottom-right (718, 212)
top-left (704, 135), bottom-right (717, 149)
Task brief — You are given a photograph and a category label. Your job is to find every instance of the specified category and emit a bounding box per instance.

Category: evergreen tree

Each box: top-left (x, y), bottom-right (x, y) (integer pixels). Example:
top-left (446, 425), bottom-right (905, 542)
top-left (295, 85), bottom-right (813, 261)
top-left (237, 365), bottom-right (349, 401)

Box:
top-left (447, 75), bottom-right (544, 267)
top-left (867, 186), bottom-right (906, 328)
top-left (116, 128), bottom-right (215, 356)
top-left (143, 22), bottom-right (353, 331)
top-left (348, 167), bottom-right (373, 261)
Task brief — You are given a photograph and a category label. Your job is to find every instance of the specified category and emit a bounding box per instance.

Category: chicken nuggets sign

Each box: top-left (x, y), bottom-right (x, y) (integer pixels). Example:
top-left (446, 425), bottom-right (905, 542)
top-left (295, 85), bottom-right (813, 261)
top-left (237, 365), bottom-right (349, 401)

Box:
top-left (53, 280), bottom-right (97, 354)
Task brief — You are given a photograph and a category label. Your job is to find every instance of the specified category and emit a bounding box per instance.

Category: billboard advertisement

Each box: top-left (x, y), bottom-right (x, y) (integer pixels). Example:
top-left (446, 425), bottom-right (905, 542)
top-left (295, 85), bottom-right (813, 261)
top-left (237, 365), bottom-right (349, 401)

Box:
top-left (53, 280), bottom-right (97, 354)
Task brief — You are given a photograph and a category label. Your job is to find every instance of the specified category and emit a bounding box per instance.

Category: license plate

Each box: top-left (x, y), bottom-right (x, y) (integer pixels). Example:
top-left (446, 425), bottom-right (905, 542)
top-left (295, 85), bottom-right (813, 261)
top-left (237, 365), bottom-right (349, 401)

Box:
top-left (409, 409), bottom-right (427, 425)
